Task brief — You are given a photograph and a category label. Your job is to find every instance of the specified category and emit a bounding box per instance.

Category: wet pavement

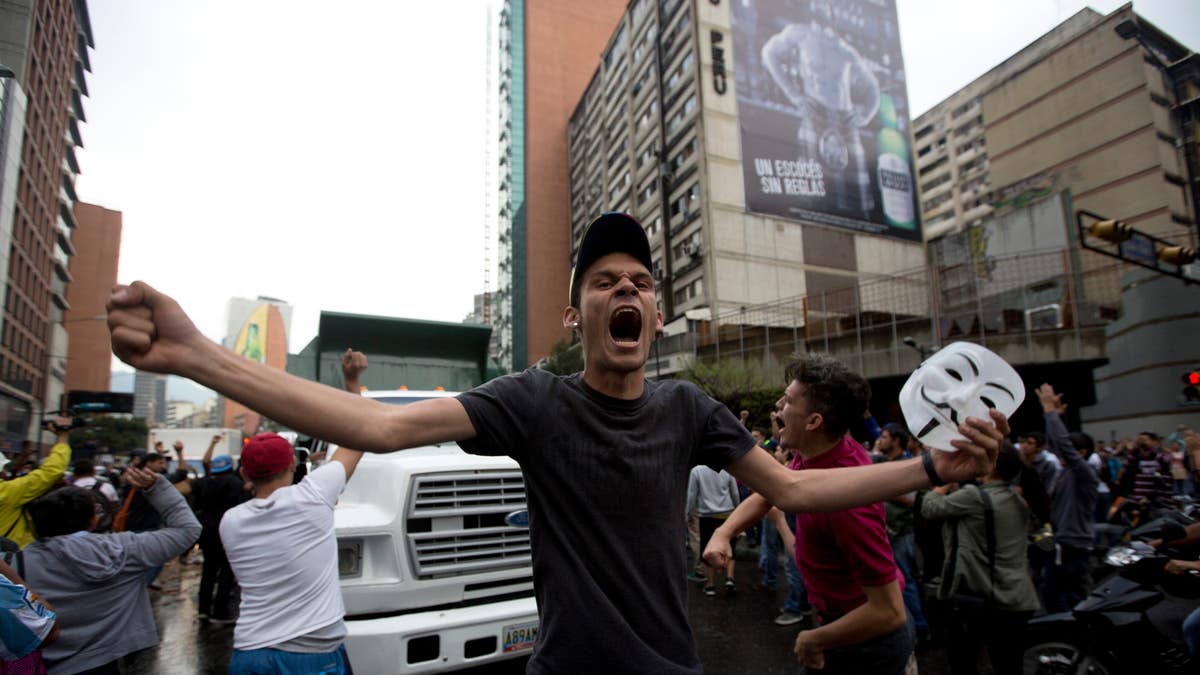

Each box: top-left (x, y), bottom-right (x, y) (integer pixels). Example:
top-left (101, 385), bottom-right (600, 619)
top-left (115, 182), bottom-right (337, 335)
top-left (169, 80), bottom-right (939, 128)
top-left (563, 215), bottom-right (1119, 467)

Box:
top-left (130, 548), bottom-right (963, 673)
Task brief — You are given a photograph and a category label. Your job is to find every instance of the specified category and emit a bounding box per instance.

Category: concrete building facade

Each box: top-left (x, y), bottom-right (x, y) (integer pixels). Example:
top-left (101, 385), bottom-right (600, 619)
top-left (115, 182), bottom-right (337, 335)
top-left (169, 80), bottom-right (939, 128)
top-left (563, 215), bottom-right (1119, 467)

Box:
top-left (0, 0), bottom-right (92, 442)
top-left (914, 5), bottom-right (1196, 243)
top-left (567, 0), bottom-right (925, 334)
top-left (496, 0), bottom-right (629, 370)
top-left (64, 200), bottom-right (119, 393)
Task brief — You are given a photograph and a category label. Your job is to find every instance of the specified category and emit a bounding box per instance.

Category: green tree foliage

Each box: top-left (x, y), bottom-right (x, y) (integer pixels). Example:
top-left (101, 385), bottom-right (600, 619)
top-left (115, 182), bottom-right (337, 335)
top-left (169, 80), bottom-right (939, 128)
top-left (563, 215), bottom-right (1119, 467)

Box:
top-left (540, 339), bottom-right (584, 376)
top-left (68, 416), bottom-right (150, 455)
top-left (677, 357), bottom-right (782, 429)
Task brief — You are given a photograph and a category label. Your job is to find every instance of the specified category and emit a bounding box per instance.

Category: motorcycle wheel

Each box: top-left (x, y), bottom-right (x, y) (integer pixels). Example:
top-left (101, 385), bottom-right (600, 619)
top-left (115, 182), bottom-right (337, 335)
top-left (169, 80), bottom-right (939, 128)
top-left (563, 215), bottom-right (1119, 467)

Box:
top-left (1022, 641), bottom-right (1114, 674)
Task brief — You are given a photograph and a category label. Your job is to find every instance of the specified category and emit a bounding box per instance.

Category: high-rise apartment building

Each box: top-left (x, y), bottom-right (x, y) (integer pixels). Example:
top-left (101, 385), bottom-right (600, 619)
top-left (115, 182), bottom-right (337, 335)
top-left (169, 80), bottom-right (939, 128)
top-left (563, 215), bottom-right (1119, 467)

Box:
top-left (133, 370), bottom-right (166, 424)
top-left (0, 0), bottom-right (93, 441)
top-left (914, 6), bottom-right (1196, 241)
top-left (496, 0), bottom-right (629, 370)
top-left (64, 200), bottom-right (119, 393)
top-left (567, 0), bottom-right (924, 332)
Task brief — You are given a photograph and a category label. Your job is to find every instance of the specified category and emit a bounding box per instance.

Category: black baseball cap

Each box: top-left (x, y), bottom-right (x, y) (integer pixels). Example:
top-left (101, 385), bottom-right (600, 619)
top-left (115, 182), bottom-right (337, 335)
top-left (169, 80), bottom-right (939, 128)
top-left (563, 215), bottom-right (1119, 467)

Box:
top-left (568, 212), bottom-right (654, 307)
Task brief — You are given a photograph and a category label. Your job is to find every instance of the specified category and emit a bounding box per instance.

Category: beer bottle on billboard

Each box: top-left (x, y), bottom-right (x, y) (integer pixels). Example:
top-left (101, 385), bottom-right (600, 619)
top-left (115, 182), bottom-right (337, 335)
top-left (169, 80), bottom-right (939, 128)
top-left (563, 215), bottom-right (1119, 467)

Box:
top-left (876, 94), bottom-right (916, 230)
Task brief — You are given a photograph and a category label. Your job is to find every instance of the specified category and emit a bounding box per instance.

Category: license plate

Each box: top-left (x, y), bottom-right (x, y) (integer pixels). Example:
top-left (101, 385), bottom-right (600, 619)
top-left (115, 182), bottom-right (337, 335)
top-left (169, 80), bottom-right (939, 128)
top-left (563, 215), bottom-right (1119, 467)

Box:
top-left (502, 620), bottom-right (539, 653)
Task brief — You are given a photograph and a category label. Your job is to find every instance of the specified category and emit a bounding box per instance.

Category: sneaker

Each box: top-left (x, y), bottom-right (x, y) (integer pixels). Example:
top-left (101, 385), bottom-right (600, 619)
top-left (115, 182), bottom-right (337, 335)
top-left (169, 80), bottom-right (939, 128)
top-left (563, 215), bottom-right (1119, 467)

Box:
top-left (703, 585), bottom-right (716, 596)
top-left (750, 582), bottom-right (776, 593)
top-left (724, 579), bottom-right (736, 593)
top-left (687, 571), bottom-right (707, 583)
top-left (774, 611), bottom-right (805, 626)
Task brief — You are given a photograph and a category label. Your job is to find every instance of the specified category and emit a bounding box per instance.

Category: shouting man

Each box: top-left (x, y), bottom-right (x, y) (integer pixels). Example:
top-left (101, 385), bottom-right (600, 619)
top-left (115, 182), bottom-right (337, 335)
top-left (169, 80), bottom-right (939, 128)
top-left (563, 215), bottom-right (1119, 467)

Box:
top-left (106, 212), bottom-right (1006, 673)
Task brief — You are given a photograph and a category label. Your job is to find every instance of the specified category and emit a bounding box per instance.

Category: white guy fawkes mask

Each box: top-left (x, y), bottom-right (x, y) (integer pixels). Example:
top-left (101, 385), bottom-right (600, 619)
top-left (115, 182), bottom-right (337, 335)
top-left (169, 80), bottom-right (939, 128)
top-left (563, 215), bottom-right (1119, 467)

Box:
top-left (899, 342), bottom-right (1025, 452)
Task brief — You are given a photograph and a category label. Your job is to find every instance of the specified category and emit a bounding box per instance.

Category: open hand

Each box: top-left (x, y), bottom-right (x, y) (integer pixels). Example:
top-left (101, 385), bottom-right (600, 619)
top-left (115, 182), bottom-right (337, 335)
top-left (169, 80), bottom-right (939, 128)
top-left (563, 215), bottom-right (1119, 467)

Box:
top-left (932, 409), bottom-right (1010, 483)
top-left (107, 282), bottom-right (206, 375)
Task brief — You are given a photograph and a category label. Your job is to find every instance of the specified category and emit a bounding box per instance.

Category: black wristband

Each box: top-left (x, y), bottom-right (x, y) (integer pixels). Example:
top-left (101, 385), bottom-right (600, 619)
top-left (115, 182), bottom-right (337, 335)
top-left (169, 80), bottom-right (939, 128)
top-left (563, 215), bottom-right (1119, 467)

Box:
top-left (922, 450), bottom-right (945, 487)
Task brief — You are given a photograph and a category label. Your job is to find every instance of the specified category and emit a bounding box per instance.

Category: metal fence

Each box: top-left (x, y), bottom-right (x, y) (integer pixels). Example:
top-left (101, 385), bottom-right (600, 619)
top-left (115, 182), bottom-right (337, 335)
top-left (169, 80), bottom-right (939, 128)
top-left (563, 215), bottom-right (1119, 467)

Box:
top-left (653, 246), bottom-right (1134, 379)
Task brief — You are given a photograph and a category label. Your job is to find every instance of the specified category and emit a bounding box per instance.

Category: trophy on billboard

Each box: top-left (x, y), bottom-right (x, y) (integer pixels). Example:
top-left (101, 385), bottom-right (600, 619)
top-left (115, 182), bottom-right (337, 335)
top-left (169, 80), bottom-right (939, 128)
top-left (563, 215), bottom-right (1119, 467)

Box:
top-left (762, 21), bottom-right (880, 216)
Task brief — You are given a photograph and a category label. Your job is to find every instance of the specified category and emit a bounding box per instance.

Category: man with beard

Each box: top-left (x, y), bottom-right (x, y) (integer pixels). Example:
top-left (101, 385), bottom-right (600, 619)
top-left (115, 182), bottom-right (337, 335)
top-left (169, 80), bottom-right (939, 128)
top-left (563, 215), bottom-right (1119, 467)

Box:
top-left (105, 212), bottom-right (1007, 674)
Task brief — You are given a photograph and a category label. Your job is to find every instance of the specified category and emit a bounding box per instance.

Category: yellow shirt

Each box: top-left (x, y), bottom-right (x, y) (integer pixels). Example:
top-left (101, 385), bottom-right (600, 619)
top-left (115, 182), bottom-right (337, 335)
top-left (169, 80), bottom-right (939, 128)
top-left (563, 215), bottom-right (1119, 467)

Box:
top-left (0, 442), bottom-right (71, 547)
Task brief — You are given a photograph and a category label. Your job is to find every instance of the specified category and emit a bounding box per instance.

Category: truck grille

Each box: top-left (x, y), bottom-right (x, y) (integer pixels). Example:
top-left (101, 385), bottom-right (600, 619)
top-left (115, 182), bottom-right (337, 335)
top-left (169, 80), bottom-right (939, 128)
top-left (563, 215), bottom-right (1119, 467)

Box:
top-left (407, 471), bottom-right (531, 578)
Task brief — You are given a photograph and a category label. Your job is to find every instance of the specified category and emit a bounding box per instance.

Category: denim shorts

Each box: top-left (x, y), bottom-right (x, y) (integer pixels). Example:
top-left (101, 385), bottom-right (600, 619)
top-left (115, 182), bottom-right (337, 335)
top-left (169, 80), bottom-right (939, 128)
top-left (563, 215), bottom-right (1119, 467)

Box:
top-left (228, 644), bottom-right (352, 675)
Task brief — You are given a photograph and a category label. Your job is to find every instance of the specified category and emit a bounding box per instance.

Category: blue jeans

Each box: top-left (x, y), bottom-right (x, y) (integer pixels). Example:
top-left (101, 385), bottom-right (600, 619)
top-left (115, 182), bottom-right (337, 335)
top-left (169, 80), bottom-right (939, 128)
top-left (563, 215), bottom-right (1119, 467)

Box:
top-left (891, 532), bottom-right (928, 631)
top-left (228, 645), bottom-right (352, 674)
top-left (1184, 606), bottom-right (1200, 657)
top-left (1043, 543), bottom-right (1090, 614)
top-left (759, 518), bottom-right (781, 588)
top-left (783, 513), bottom-right (810, 613)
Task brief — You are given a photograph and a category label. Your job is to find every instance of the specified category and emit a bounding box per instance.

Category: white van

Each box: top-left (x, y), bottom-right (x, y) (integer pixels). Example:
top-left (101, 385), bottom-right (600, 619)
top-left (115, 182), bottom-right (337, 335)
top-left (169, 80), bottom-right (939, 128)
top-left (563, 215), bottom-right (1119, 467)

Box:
top-left (330, 390), bottom-right (538, 673)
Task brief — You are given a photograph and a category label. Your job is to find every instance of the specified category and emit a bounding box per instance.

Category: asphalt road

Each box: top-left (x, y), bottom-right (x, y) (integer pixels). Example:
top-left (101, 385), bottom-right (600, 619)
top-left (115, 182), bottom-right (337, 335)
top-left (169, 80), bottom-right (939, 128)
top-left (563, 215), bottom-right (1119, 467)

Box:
top-left (126, 552), bottom-right (963, 673)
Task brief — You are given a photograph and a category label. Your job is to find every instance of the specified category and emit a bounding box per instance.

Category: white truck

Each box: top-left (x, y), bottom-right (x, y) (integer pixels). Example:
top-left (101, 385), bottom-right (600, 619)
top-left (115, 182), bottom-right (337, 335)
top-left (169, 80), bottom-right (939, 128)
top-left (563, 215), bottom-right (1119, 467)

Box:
top-left (148, 427), bottom-right (242, 476)
top-left (328, 389), bottom-right (538, 673)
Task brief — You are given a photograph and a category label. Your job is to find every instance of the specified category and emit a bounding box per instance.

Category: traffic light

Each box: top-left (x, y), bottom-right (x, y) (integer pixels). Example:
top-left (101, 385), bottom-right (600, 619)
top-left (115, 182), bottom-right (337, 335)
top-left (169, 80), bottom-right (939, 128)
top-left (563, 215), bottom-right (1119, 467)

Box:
top-left (1088, 219), bottom-right (1133, 243)
top-left (1184, 369), bottom-right (1200, 403)
top-left (1158, 245), bottom-right (1198, 266)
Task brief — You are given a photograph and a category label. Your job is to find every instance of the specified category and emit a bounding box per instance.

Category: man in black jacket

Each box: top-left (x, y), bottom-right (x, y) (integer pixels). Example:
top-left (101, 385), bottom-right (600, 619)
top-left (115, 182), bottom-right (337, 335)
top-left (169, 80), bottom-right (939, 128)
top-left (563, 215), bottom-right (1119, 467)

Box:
top-left (192, 436), bottom-right (249, 623)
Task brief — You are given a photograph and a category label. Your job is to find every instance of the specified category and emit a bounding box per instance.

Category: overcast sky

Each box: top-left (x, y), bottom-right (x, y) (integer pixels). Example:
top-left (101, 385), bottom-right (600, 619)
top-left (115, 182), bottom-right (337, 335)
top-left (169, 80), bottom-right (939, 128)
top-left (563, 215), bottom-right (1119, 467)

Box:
top-left (78, 1), bottom-right (1198, 373)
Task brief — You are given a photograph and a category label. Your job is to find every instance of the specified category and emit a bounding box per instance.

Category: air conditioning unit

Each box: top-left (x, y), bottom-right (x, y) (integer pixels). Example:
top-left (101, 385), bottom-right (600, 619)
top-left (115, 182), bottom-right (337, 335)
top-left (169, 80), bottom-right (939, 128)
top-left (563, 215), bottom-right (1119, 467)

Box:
top-left (1025, 304), bottom-right (1063, 331)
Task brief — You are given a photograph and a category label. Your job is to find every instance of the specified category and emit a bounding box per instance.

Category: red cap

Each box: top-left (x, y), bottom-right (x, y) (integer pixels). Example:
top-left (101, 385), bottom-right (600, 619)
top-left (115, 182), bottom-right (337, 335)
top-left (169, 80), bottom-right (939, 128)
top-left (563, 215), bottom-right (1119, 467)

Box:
top-left (240, 433), bottom-right (294, 479)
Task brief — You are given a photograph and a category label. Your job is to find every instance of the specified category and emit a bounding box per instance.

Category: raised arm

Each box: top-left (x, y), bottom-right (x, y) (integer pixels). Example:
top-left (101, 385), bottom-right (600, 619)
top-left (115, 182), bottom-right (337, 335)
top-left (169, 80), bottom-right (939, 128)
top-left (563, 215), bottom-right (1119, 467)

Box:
top-left (8, 424), bottom-right (71, 504)
top-left (330, 349), bottom-right (368, 481)
top-left (107, 282), bottom-right (475, 452)
top-left (201, 434), bottom-right (221, 472)
top-left (1038, 384), bottom-right (1081, 466)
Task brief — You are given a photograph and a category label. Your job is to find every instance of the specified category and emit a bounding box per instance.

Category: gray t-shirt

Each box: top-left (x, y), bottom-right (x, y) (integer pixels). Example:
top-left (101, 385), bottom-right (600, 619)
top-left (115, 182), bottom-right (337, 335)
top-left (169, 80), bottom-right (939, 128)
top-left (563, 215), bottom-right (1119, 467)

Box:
top-left (457, 369), bottom-right (753, 674)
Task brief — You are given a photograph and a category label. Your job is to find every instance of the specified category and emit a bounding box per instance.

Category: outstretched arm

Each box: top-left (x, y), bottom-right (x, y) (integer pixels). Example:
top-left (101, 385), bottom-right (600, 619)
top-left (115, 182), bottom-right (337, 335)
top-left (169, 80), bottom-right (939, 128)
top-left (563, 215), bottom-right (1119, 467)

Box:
top-left (728, 411), bottom-right (1008, 513)
top-left (107, 282), bottom-right (476, 452)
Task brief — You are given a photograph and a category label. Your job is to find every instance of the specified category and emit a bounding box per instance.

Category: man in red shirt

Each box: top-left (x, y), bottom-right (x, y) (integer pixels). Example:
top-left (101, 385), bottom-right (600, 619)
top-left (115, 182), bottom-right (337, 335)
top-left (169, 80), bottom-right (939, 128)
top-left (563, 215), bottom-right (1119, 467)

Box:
top-left (707, 355), bottom-right (916, 674)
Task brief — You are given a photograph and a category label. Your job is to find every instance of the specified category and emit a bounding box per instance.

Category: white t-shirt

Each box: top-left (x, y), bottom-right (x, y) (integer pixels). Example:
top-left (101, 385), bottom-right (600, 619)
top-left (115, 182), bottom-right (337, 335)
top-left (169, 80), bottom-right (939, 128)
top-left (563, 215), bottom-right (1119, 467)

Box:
top-left (72, 476), bottom-right (118, 503)
top-left (220, 462), bottom-right (347, 651)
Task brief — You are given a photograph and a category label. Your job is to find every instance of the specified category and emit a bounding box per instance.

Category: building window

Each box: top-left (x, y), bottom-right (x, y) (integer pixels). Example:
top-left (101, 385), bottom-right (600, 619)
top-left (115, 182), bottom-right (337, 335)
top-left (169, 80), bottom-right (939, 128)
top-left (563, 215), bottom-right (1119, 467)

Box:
top-left (670, 137), bottom-right (699, 172)
top-left (639, 180), bottom-right (657, 204)
top-left (666, 95), bottom-right (696, 135)
top-left (637, 99), bottom-right (658, 130)
top-left (673, 278), bottom-right (703, 306)
top-left (670, 182), bottom-right (700, 218)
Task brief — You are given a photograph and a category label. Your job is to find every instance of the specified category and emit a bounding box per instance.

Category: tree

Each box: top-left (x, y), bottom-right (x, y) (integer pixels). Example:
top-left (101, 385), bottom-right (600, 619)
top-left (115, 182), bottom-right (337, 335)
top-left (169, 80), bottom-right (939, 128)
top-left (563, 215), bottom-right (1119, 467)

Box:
top-left (68, 416), bottom-right (150, 456)
top-left (677, 357), bottom-right (781, 429)
top-left (540, 339), bottom-right (584, 376)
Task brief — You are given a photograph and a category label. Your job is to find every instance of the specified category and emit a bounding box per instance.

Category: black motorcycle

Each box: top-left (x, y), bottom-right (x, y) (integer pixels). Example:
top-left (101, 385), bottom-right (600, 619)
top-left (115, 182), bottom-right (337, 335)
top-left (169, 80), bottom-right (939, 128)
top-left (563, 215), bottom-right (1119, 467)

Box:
top-left (1022, 523), bottom-right (1200, 674)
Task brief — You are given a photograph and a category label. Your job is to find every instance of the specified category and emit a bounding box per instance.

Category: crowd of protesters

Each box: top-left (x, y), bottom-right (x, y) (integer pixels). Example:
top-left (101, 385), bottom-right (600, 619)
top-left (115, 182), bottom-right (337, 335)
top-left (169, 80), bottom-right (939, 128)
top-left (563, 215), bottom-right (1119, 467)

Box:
top-left (695, 369), bottom-right (1200, 674)
top-left (0, 209), bottom-right (1193, 673)
top-left (0, 362), bottom-right (1195, 674)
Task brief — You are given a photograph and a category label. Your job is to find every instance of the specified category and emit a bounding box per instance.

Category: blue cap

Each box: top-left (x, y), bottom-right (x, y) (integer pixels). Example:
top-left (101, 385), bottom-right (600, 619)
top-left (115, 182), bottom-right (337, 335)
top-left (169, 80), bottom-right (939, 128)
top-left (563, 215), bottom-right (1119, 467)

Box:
top-left (210, 455), bottom-right (234, 474)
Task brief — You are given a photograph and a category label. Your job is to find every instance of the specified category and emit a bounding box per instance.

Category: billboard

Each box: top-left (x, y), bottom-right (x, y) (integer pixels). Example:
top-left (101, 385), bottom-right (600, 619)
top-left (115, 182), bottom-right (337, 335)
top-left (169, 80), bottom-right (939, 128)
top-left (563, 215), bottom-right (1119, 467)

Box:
top-left (223, 302), bottom-right (289, 435)
top-left (730, 0), bottom-right (921, 241)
